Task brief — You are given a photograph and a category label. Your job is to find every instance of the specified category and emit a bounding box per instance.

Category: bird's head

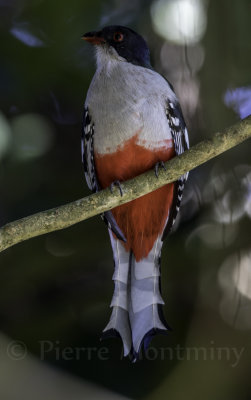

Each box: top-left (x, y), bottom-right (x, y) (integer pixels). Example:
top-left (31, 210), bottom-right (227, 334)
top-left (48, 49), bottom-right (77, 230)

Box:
top-left (82, 25), bottom-right (151, 69)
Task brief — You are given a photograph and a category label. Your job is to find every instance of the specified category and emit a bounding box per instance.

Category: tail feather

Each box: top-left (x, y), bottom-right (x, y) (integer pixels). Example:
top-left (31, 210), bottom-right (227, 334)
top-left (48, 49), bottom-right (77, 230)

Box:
top-left (102, 232), bottom-right (132, 356)
top-left (103, 234), bottom-right (169, 360)
top-left (129, 238), bottom-right (169, 356)
top-left (130, 276), bottom-right (164, 313)
top-left (110, 280), bottom-right (128, 309)
top-left (102, 307), bottom-right (131, 356)
top-left (129, 304), bottom-right (168, 358)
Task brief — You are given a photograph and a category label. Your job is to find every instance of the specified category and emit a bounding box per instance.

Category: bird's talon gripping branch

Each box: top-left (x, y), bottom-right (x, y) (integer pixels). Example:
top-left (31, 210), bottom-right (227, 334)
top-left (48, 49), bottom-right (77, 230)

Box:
top-left (110, 180), bottom-right (124, 197)
top-left (154, 161), bottom-right (167, 178)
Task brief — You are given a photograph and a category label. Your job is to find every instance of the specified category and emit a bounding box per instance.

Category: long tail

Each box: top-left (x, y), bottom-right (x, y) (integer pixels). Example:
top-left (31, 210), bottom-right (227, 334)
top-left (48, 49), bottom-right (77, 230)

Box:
top-left (102, 234), bottom-right (169, 359)
top-left (129, 237), bottom-right (169, 360)
top-left (102, 231), bottom-right (132, 356)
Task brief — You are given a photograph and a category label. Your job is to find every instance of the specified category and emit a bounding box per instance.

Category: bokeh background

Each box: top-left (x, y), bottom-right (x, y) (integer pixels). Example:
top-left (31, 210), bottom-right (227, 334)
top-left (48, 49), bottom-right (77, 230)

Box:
top-left (0, 0), bottom-right (251, 399)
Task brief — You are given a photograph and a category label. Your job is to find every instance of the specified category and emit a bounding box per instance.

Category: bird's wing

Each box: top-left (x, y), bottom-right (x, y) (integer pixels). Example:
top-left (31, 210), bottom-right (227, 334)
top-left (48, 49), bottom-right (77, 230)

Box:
top-left (82, 107), bottom-right (98, 192)
top-left (162, 99), bottom-right (189, 239)
top-left (82, 106), bottom-right (126, 242)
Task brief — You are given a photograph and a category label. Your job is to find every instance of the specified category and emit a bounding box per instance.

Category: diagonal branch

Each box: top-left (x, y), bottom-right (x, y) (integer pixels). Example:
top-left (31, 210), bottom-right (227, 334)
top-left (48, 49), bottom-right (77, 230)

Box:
top-left (0, 115), bottom-right (251, 253)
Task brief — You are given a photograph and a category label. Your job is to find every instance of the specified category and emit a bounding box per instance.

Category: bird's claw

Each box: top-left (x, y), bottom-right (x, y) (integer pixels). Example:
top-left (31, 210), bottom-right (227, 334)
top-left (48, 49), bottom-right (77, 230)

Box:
top-left (110, 180), bottom-right (123, 197)
top-left (155, 161), bottom-right (166, 178)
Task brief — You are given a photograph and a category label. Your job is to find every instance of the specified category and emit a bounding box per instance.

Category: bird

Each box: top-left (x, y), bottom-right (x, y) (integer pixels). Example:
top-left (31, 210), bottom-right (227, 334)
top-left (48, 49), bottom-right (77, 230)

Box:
top-left (81, 25), bottom-right (189, 360)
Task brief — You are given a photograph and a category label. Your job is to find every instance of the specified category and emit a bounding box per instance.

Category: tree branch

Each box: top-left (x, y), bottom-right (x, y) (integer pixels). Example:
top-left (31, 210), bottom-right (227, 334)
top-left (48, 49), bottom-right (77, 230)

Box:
top-left (0, 116), bottom-right (251, 253)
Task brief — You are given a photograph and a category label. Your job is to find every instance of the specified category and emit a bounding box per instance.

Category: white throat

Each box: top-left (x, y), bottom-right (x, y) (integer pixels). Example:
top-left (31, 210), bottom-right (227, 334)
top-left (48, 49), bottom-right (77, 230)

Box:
top-left (95, 45), bottom-right (126, 74)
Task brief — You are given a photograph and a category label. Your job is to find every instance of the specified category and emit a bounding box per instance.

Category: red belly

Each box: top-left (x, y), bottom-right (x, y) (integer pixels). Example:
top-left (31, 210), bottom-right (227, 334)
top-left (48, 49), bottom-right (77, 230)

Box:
top-left (95, 134), bottom-right (175, 261)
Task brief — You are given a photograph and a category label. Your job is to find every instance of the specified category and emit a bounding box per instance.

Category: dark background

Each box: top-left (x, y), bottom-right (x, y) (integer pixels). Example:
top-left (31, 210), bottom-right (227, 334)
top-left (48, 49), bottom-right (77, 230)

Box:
top-left (0, 0), bottom-right (251, 399)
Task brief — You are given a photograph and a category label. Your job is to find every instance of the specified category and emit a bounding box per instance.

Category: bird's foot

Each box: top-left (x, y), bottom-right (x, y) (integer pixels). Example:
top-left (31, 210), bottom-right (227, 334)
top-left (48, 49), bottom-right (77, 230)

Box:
top-left (154, 161), bottom-right (166, 178)
top-left (110, 180), bottom-right (123, 197)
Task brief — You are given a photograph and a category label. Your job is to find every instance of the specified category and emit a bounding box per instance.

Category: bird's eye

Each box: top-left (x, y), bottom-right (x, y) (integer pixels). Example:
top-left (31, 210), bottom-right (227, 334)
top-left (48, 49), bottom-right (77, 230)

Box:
top-left (113, 32), bottom-right (124, 42)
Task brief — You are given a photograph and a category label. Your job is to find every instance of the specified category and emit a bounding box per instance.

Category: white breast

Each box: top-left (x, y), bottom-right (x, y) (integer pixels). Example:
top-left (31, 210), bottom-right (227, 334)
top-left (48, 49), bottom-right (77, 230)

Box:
top-left (85, 59), bottom-right (177, 155)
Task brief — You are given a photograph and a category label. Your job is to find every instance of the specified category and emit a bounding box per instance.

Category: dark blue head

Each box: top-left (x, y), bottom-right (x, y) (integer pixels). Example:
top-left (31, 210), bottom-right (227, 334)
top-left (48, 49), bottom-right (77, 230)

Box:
top-left (83, 25), bottom-right (151, 69)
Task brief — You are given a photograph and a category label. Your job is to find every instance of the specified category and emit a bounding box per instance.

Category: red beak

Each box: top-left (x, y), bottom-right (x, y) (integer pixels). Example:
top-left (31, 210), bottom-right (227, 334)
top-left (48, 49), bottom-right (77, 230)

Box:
top-left (82, 31), bottom-right (106, 45)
